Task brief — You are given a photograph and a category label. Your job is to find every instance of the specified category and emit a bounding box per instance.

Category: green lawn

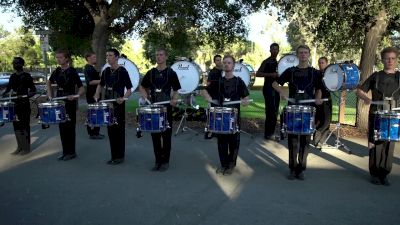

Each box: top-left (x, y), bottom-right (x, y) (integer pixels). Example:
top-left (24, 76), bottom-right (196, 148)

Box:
top-left (126, 89), bottom-right (358, 125)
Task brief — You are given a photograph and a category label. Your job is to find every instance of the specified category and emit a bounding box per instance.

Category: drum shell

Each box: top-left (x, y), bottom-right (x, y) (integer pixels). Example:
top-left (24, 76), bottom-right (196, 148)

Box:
top-left (137, 105), bottom-right (168, 133)
top-left (373, 111), bottom-right (400, 142)
top-left (323, 63), bottom-right (360, 91)
top-left (206, 107), bottom-right (238, 134)
top-left (86, 103), bottom-right (114, 127)
top-left (0, 101), bottom-right (16, 123)
top-left (38, 101), bottom-right (66, 124)
top-left (283, 105), bottom-right (316, 135)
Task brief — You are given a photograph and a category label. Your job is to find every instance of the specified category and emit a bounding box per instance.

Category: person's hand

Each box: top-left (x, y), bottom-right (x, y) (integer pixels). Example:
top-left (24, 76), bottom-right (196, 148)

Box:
top-left (116, 97), bottom-right (125, 104)
top-left (67, 95), bottom-right (76, 101)
top-left (47, 95), bottom-right (52, 101)
top-left (206, 96), bottom-right (213, 103)
top-left (93, 93), bottom-right (99, 102)
top-left (315, 98), bottom-right (323, 105)
top-left (273, 72), bottom-right (279, 78)
top-left (241, 99), bottom-right (250, 106)
top-left (170, 99), bottom-right (178, 107)
top-left (364, 98), bottom-right (372, 105)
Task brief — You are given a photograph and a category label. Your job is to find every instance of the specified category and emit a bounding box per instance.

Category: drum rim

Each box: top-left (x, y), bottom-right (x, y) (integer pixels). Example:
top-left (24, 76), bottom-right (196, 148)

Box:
top-left (0, 101), bottom-right (15, 106)
top-left (87, 103), bottom-right (110, 109)
top-left (39, 101), bottom-right (65, 107)
top-left (277, 54), bottom-right (299, 76)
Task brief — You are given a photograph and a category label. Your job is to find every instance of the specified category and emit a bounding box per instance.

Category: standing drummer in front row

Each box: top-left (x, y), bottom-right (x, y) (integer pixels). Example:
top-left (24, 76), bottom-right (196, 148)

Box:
top-left (94, 48), bottom-right (132, 165)
top-left (272, 45), bottom-right (323, 180)
top-left (202, 55), bottom-right (250, 175)
top-left (139, 47), bottom-right (181, 172)
top-left (357, 47), bottom-right (399, 186)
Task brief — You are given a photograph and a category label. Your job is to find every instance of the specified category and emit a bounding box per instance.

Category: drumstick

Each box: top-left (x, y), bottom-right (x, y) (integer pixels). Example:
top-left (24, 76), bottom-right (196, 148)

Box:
top-left (371, 101), bottom-right (385, 105)
top-left (223, 99), bottom-right (254, 105)
top-left (153, 99), bottom-right (182, 105)
top-left (52, 95), bottom-right (80, 100)
top-left (392, 107), bottom-right (400, 111)
top-left (209, 100), bottom-right (219, 105)
top-left (286, 97), bottom-right (296, 103)
top-left (298, 98), bottom-right (329, 103)
top-left (0, 95), bottom-right (28, 101)
top-left (100, 98), bottom-right (129, 103)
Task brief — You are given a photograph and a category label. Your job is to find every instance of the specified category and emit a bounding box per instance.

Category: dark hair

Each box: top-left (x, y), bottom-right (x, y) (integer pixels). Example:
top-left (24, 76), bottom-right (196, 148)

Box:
top-left (213, 54), bottom-right (222, 62)
top-left (107, 48), bottom-right (120, 57)
top-left (121, 54), bottom-right (127, 59)
top-left (156, 47), bottom-right (168, 56)
top-left (270, 43), bottom-right (279, 49)
top-left (55, 49), bottom-right (72, 64)
top-left (296, 45), bottom-right (311, 54)
top-left (13, 57), bottom-right (25, 66)
top-left (318, 56), bottom-right (328, 63)
top-left (380, 47), bottom-right (399, 59)
top-left (84, 51), bottom-right (95, 60)
top-left (223, 55), bottom-right (236, 64)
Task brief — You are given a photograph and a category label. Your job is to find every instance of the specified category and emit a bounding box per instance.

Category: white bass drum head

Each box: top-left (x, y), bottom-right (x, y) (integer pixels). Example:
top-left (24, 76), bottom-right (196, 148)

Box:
top-left (171, 61), bottom-right (200, 94)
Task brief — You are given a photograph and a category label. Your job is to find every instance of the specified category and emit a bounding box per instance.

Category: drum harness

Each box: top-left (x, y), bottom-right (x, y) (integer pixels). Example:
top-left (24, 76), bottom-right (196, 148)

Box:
top-left (289, 66), bottom-right (316, 104)
top-left (104, 67), bottom-right (122, 100)
top-left (375, 71), bottom-right (400, 111)
top-left (149, 67), bottom-right (171, 104)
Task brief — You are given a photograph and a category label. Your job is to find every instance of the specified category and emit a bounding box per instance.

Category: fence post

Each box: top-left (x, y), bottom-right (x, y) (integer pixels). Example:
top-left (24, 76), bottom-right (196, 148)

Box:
top-left (339, 91), bottom-right (347, 123)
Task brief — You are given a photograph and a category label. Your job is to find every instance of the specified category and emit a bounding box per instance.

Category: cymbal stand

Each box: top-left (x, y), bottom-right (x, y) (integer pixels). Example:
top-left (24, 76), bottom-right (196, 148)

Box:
top-left (175, 93), bottom-right (199, 136)
top-left (321, 91), bottom-right (351, 154)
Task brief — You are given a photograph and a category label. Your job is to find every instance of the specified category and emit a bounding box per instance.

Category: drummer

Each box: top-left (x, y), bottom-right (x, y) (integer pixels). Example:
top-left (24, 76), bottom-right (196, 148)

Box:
top-left (47, 49), bottom-right (84, 161)
top-left (256, 43), bottom-right (280, 140)
top-left (202, 55), bottom-right (250, 175)
top-left (139, 47), bottom-right (181, 172)
top-left (2, 57), bottom-right (36, 155)
top-left (356, 46), bottom-right (399, 186)
top-left (94, 48), bottom-right (133, 165)
top-left (313, 56), bottom-right (332, 149)
top-left (83, 51), bottom-right (104, 140)
top-left (272, 45), bottom-right (323, 180)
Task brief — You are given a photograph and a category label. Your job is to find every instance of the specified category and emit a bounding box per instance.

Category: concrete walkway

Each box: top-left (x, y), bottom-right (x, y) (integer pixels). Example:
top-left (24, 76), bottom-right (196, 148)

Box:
top-left (0, 122), bottom-right (399, 225)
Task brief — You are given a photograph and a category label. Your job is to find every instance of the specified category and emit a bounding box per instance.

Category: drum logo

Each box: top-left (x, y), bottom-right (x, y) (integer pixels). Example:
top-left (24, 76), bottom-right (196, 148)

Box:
top-left (178, 64), bottom-right (190, 70)
top-left (234, 67), bottom-right (243, 72)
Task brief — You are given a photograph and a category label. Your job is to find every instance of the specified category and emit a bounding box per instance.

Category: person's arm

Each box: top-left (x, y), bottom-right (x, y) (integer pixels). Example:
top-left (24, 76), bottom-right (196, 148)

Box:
top-left (46, 80), bottom-right (53, 99)
top-left (201, 89), bottom-right (213, 103)
top-left (68, 69), bottom-right (84, 100)
top-left (94, 70), bottom-right (105, 102)
top-left (117, 69), bottom-right (133, 104)
top-left (256, 60), bottom-right (278, 78)
top-left (2, 75), bottom-right (13, 97)
top-left (272, 81), bottom-right (286, 99)
top-left (139, 71), bottom-right (151, 102)
top-left (356, 88), bottom-right (371, 104)
top-left (356, 73), bottom-right (375, 105)
top-left (27, 74), bottom-right (37, 98)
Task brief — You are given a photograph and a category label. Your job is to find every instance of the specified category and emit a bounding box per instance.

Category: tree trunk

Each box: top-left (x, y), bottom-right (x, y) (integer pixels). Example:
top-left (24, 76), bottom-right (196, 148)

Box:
top-left (357, 9), bottom-right (388, 131)
top-left (91, 19), bottom-right (109, 69)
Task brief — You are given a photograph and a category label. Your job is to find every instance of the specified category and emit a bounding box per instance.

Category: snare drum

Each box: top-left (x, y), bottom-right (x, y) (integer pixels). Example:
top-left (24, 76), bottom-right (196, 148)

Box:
top-left (206, 107), bottom-right (238, 134)
top-left (278, 55), bottom-right (299, 76)
top-left (86, 103), bottom-right (115, 127)
top-left (373, 110), bottom-right (400, 142)
top-left (0, 101), bottom-right (16, 123)
top-left (38, 101), bottom-right (66, 125)
top-left (283, 105), bottom-right (316, 135)
top-left (137, 105), bottom-right (168, 133)
top-left (323, 63), bottom-right (360, 91)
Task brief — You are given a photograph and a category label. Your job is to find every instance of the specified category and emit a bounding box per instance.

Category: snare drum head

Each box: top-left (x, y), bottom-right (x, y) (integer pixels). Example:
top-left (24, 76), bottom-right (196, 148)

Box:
top-left (101, 58), bottom-right (140, 94)
top-left (278, 55), bottom-right (299, 76)
top-left (222, 63), bottom-right (251, 86)
top-left (323, 64), bottom-right (343, 91)
top-left (171, 61), bottom-right (201, 94)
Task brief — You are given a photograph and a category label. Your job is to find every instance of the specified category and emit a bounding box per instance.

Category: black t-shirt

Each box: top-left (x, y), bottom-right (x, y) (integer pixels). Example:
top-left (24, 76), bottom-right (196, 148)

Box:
top-left (277, 66), bottom-right (322, 104)
top-left (359, 71), bottom-right (400, 113)
top-left (207, 67), bottom-right (222, 99)
top-left (84, 64), bottom-right (100, 98)
top-left (141, 67), bottom-right (181, 103)
top-left (206, 76), bottom-right (249, 109)
top-left (49, 67), bottom-right (83, 97)
top-left (100, 66), bottom-right (133, 99)
top-left (3, 72), bottom-right (36, 104)
top-left (258, 56), bottom-right (278, 85)
top-left (318, 69), bottom-right (331, 99)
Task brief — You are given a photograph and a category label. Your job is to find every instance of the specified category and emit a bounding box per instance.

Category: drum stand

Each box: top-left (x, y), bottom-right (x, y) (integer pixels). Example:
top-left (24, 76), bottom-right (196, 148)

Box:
top-left (175, 93), bottom-right (199, 136)
top-left (321, 91), bottom-right (351, 154)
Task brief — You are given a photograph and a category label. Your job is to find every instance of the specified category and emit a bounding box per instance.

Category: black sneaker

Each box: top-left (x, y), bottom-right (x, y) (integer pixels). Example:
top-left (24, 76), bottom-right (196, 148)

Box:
top-left (216, 166), bottom-right (225, 174)
top-left (11, 148), bottom-right (22, 155)
top-left (370, 176), bottom-right (381, 185)
top-left (57, 155), bottom-right (66, 161)
top-left (107, 158), bottom-right (124, 165)
top-left (62, 154), bottom-right (77, 161)
top-left (151, 164), bottom-right (161, 171)
top-left (223, 167), bottom-right (233, 175)
top-left (380, 177), bottom-right (391, 186)
top-left (159, 163), bottom-right (169, 172)
top-left (296, 172), bottom-right (305, 180)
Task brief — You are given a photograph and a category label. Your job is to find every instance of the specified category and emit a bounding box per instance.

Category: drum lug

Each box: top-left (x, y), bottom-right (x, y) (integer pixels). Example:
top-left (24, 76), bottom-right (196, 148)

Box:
top-left (374, 130), bottom-right (379, 141)
top-left (14, 115), bottom-right (19, 122)
top-left (66, 115), bottom-right (71, 121)
top-left (136, 127), bottom-right (143, 138)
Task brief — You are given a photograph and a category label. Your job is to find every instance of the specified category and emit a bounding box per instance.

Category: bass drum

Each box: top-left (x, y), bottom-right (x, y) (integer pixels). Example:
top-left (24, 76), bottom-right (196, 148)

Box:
top-left (323, 63), bottom-right (360, 91)
top-left (222, 62), bottom-right (251, 87)
top-left (278, 54), bottom-right (299, 76)
top-left (101, 58), bottom-right (140, 95)
top-left (171, 61), bottom-right (201, 94)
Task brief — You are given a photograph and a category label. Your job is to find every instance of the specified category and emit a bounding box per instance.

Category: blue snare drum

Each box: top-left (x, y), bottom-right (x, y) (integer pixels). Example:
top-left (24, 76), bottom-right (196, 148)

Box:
top-left (137, 105), bottom-right (168, 133)
top-left (284, 105), bottom-right (316, 135)
top-left (0, 101), bottom-right (16, 123)
top-left (86, 103), bottom-right (115, 127)
top-left (323, 63), bottom-right (360, 91)
top-left (373, 111), bottom-right (400, 142)
top-left (206, 107), bottom-right (238, 134)
top-left (38, 101), bottom-right (66, 125)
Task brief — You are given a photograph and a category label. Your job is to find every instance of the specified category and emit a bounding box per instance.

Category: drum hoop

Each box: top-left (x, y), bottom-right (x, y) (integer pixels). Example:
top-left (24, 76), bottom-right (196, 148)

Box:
top-left (39, 101), bottom-right (65, 108)
top-left (88, 103), bottom-right (109, 109)
top-left (0, 102), bottom-right (15, 106)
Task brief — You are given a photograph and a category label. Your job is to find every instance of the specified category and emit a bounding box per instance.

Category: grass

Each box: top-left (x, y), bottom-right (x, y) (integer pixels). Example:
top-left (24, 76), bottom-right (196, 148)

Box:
top-left (125, 89), bottom-right (358, 125)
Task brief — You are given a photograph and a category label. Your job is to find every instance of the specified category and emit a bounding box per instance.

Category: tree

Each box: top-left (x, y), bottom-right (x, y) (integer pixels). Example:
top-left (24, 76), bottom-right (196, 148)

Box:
top-left (271, 0), bottom-right (400, 130)
top-left (1, 0), bottom-right (265, 67)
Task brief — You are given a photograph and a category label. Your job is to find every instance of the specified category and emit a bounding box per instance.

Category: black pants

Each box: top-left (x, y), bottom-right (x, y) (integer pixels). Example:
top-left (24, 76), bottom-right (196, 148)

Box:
top-left (288, 134), bottom-right (310, 174)
top-left (59, 100), bottom-right (77, 155)
top-left (368, 114), bottom-right (395, 179)
top-left (314, 99), bottom-right (332, 146)
top-left (86, 97), bottom-right (100, 136)
top-left (151, 105), bottom-right (173, 165)
top-left (217, 133), bottom-right (240, 168)
top-left (263, 85), bottom-right (280, 138)
top-left (13, 101), bottom-right (31, 152)
top-left (107, 102), bottom-right (125, 160)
